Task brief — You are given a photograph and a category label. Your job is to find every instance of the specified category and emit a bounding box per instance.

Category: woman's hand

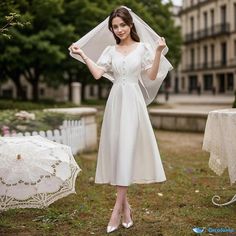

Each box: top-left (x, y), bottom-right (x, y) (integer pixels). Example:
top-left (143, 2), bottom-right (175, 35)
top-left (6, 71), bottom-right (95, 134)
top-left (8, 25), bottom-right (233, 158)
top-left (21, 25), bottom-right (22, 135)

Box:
top-left (68, 43), bottom-right (84, 56)
top-left (156, 37), bottom-right (166, 53)
top-left (68, 43), bottom-right (104, 80)
top-left (147, 37), bottom-right (167, 80)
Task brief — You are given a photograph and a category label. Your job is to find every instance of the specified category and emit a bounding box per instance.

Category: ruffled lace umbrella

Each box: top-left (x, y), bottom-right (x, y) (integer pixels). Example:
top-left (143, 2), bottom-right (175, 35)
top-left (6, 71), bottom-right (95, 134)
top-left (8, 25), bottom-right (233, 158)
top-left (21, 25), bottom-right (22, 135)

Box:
top-left (0, 135), bottom-right (81, 211)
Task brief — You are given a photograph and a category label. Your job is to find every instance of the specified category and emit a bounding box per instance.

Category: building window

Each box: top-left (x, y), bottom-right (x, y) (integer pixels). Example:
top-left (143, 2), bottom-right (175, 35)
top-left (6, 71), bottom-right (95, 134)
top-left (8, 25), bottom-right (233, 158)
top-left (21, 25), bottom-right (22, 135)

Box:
top-left (182, 77), bottom-right (185, 90)
top-left (227, 73), bottom-right (234, 91)
top-left (197, 46), bottom-right (200, 64)
top-left (211, 44), bottom-right (215, 67)
top-left (210, 9), bottom-right (214, 34)
top-left (175, 77), bottom-right (179, 93)
top-left (234, 3), bottom-right (236, 30)
top-left (203, 11), bottom-right (208, 30)
top-left (218, 73), bottom-right (225, 93)
top-left (234, 40), bottom-right (236, 57)
top-left (221, 42), bottom-right (227, 66)
top-left (210, 9), bottom-right (214, 26)
top-left (90, 86), bottom-right (95, 96)
top-left (221, 5), bottom-right (226, 25)
top-left (39, 88), bottom-right (45, 96)
top-left (2, 89), bottom-right (13, 98)
top-left (190, 16), bottom-right (194, 34)
top-left (203, 45), bottom-right (208, 67)
top-left (204, 74), bottom-right (213, 90)
top-left (189, 75), bottom-right (198, 93)
top-left (190, 48), bottom-right (195, 69)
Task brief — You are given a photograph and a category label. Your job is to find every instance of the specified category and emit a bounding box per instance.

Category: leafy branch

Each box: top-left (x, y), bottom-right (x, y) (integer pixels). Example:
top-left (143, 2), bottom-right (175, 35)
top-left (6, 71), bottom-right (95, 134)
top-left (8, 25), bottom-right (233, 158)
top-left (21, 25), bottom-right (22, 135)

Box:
top-left (0, 12), bottom-right (30, 39)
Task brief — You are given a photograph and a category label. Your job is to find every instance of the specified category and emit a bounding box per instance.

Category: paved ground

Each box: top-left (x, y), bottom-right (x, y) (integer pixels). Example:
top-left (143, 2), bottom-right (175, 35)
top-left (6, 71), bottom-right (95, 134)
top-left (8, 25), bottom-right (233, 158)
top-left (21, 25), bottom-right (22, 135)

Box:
top-left (156, 94), bottom-right (234, 105)
top-left (154, 94), bottom-right (235, 112)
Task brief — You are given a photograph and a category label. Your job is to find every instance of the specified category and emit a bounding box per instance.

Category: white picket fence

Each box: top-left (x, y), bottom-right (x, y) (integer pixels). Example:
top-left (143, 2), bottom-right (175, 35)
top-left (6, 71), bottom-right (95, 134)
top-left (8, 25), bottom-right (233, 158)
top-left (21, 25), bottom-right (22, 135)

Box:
top-left (4, 120), bottom-right (86, 155)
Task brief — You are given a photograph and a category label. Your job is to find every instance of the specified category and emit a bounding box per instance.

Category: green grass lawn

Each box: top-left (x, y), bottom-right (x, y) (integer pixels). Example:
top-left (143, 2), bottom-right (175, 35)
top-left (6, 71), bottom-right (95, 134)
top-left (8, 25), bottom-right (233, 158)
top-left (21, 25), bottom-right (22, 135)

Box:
top-left (0, 128), bottom-right (236, 235)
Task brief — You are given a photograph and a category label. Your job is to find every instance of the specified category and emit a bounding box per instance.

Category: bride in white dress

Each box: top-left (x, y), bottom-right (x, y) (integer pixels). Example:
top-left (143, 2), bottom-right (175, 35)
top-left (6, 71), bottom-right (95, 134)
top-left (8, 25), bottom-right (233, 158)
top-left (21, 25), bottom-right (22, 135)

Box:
top-left (69, 6), bottom-right (172, 234)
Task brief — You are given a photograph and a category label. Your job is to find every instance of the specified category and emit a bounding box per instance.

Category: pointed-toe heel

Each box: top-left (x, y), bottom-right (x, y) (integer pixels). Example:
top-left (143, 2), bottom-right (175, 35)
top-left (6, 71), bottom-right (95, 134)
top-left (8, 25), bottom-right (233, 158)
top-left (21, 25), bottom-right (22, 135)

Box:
top-left (106, 225), bottom-right (119, 233)
top-left (106, 210), bottom-right (121, 233)
top-left (122, 205), bottom-right (134, 229)
top-left (122, 220), bottom-right (133, 229)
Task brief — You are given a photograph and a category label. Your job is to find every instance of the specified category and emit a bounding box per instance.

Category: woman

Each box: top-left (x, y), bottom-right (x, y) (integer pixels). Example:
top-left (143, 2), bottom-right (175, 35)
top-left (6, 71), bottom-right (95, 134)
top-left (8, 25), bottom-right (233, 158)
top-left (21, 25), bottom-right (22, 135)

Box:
top-left (69, 6), bottom-right (172, 234)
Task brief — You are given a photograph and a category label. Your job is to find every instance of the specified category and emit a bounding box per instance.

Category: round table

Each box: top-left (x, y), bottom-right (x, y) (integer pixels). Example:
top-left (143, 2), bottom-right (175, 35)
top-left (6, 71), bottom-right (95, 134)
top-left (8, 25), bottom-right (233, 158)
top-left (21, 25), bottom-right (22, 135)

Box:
top-left (202, 108), bottom-right (236, 206)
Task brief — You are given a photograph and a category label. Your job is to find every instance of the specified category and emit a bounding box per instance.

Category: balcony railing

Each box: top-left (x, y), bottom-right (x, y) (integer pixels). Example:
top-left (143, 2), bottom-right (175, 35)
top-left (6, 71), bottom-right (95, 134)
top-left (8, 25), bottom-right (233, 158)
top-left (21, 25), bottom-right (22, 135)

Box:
top-left (184, 59), bottom-right (236, 72)
top-left (181, 0), bottom-right (215, 13)
top-left (185, 23), bottom-right (230, 43)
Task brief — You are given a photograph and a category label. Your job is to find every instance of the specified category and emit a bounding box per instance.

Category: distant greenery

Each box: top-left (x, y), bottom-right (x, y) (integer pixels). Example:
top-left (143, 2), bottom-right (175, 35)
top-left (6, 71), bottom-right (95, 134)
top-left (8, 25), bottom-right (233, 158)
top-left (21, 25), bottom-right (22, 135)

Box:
top-left (0, 0), bottom-right (181, 101)
top-left (0, 99), bottom-right (78, 110)
top-left (0, 12), bottom-right (30, 39)
top-left (0, 109), bottom-right (81, 136)
top-left (82, 99), bottom-right (107, 106)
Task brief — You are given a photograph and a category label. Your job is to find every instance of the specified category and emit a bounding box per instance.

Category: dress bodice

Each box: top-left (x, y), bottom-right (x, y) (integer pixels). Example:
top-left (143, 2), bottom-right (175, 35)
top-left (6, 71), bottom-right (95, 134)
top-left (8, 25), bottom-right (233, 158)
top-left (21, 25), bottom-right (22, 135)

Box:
top-left (96, 42), bottom-right (172, 105)
top-left (97, 42), bottom-right (153, 84)
top-left (111, 43), bottom-right (146, 84)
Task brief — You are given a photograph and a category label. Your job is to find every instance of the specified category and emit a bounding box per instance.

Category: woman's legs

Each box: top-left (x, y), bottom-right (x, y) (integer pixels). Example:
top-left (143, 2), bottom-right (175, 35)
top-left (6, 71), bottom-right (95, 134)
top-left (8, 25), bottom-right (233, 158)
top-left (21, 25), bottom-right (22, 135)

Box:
top-left (122, 195), bottom-right (132, 224)
top-left (108, 186), bottom-right (128, 226)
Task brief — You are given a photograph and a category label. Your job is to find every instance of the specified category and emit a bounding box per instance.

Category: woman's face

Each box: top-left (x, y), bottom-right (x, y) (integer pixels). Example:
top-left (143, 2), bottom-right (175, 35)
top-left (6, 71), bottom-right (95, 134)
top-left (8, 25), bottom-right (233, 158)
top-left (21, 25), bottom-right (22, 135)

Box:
top-left (112, 16), bottom-right (132, 41)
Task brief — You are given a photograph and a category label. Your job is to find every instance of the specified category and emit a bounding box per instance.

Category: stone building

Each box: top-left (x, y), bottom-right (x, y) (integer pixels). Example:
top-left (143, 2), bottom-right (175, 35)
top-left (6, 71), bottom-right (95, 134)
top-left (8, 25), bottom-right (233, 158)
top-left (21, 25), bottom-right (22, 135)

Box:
top-left (0, 77), bottom-right (69, 101)
top-left (179, 0), bottom-right (236, 94)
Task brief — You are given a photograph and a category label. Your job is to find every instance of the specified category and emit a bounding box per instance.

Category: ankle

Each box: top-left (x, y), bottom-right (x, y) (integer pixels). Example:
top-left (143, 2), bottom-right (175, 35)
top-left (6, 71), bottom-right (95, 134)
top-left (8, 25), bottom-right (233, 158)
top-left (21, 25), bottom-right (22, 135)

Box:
top-left (123, 202), bottom-right (130, 211)
top-left (113, 205), bottom-right (122, 213)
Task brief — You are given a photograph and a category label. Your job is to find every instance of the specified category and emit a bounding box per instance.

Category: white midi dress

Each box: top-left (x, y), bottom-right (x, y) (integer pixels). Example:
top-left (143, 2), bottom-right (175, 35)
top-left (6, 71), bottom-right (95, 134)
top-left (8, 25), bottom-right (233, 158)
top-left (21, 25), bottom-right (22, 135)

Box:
top-left (95, 42), bottom-right (166, 186)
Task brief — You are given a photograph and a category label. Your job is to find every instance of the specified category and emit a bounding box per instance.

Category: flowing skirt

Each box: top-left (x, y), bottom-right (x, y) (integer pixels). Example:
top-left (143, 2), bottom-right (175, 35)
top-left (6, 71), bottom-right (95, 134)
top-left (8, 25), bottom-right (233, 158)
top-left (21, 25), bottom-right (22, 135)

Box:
top-left (95, 82), bottom-right (166, 186)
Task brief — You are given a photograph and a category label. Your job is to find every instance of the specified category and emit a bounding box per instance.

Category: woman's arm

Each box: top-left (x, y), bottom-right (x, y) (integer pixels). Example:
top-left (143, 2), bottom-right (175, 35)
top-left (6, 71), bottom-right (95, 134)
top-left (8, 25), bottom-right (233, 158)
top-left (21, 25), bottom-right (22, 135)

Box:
top-left (146, 37), bottom-right (166, 81)
top-left (69, 44), bottom-right (105, 80)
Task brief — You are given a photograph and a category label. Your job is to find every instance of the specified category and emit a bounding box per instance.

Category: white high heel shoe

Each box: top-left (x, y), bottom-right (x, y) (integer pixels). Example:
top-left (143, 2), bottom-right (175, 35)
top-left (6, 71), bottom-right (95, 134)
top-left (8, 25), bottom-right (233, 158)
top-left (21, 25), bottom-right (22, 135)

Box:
top-left (106, 225), bottom-right (119, 233)
top-left (122, 206), bottom-right (133, 229)
top-left (106, 211), bottom-right (121, 233)
top-left (122, 220), bottom-right (133, 229)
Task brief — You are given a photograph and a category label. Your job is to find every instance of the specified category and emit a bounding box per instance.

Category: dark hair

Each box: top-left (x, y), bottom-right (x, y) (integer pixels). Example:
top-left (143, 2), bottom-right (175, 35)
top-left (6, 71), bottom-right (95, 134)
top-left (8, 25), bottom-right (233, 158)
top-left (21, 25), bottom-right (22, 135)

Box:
top-left (108, 6), bottom-right (140, 44)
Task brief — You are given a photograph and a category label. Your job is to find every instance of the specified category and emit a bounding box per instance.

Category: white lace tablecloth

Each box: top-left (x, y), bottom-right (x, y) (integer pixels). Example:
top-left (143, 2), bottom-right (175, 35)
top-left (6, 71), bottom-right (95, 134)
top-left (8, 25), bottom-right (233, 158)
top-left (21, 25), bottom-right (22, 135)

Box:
top-left (202, 108), bottom-right (236, 185)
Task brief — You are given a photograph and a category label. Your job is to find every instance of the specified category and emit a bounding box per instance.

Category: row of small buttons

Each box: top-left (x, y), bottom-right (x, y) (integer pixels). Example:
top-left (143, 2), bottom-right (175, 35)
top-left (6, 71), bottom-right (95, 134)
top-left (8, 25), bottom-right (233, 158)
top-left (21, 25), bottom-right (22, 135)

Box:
top-left (122, 60), bottom-right (126, 84)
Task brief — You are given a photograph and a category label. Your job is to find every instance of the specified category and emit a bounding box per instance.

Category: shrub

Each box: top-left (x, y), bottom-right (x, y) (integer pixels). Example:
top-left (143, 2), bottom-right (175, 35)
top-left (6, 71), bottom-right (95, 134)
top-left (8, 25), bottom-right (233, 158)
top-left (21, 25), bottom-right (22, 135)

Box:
top-left (0, 110), bottom-right (81, 136)
top-left (0, 99), bottom-right (78, 110)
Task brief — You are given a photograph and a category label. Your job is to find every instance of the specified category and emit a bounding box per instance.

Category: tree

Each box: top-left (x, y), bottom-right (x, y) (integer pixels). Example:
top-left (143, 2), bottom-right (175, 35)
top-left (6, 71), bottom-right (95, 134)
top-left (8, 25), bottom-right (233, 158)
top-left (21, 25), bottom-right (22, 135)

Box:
top-left (139, 0), bottom-right (182, 67)
top-left (0, 0), bottom-right (181, 102)
top-left (61, 0), bottom-right (152, 101)
top-left (62, 0), bottom-right (181, 102)
top-left (61, 0), bottom-right (113, 101)
top-left (0, 0), bottom-right (30, 99)
top-left (0, 0), bottom-right (30, 39)
top-left (0, 0), bottom-right (74, 101)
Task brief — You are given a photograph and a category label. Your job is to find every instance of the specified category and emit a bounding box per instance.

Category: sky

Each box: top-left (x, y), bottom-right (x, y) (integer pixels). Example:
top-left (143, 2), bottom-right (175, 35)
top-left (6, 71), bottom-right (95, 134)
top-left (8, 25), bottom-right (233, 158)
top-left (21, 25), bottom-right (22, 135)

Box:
top-left (163, 0), bottom-right (183, 6)
top-left (172, 0), bottom-right (182, 6)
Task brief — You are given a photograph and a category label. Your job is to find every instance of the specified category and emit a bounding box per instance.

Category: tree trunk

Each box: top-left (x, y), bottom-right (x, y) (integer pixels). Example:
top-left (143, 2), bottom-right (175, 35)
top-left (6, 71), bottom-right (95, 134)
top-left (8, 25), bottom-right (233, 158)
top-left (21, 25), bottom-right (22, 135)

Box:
top-left (32, 68), bottom-right (40, 101)
top-left (81, 81), bottom-right (86, 102)
top-left (77, 72), bottom-right (87, 102)
top-left (31, 78), bottom-right (39, 101)
top-left (24, 68), bottom-right (39, 101)
top-left (98, 83), bottom-right (102, 99)
top-left (68, 73), bottom-right (73, 102)
top-left (12, 76), bottom-right (27, 100)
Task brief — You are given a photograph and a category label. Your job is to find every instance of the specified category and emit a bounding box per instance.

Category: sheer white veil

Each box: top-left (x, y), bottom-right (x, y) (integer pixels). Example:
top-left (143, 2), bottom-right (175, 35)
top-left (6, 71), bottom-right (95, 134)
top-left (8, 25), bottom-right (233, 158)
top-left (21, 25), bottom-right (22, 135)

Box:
top-left (69, 6), bottom-right (173, 105)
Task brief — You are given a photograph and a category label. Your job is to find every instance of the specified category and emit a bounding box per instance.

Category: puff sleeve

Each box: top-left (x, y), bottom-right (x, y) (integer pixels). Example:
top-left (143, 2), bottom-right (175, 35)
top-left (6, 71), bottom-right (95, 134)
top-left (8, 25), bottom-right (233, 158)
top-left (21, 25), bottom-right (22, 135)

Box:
top-left (96, 46), bottom-right (112, 73)
top-left (139, 42), bottom-right (173, 105)
top-left (141, 43), bottom-right (155, 71)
